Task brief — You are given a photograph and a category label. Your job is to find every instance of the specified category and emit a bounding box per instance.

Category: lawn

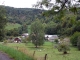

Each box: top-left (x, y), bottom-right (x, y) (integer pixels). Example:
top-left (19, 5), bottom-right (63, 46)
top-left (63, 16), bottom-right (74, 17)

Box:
top-left (3, 42), bottom-right (80, 60)
top-left (5, 23), bottom-right (21, 30)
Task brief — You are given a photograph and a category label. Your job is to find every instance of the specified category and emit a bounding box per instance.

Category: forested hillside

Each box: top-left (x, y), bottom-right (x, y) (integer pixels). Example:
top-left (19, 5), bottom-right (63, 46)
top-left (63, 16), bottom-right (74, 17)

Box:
top-left (5, 6), bottom-right (44, 24)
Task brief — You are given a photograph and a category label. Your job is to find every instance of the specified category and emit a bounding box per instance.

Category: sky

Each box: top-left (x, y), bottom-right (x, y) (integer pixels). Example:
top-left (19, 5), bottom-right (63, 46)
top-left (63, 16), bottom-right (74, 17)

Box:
top-left (0, 0), bottom-right (39, 8)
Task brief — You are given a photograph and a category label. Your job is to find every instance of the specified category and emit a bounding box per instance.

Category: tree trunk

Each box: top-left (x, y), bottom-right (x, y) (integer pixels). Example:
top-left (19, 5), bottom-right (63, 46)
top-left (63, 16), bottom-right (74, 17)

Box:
top-left (63, 51), bottom-right (67, 54)
top-left (35, 44), bottom-right (38, 48)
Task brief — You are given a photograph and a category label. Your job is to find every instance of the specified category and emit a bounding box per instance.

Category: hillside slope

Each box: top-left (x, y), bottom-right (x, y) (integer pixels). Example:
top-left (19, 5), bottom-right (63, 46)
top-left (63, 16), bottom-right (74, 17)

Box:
top-left (5, 6), bottom-right (44, 24)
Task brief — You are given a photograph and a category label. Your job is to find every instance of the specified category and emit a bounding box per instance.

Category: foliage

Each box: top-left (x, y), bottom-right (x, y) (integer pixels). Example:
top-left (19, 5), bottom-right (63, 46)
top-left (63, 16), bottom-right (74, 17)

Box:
top-left (30, 20), bottom-right (45, 48)
top-left (0, 6), bottom-right (7, 41)
top-left (6, 23), bottom-right (28, 36)
top-left (54, 39), bottom-right (59, 44)
top-left (45, 21), bottom-right (58, 34)
top-left (57, 40), bottom-right (70, 54)
top-left (77, 36), bottom-right (80, 50)
top-left (34, 0), bottom-right (80, 36)
top-left (70, 32), bottom-right (80, 46)
top-left (4, 6), bottom-right (44, 25)
top-left (0, 44), bottom-right (34, 60)
top-left (35, 0), bottom-right (79, 14)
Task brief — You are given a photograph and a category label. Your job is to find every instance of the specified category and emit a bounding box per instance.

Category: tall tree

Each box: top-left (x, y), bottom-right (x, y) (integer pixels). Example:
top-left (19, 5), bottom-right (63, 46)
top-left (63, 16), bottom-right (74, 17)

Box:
top-left (0, 6), bottom-right (7, 41)
top-left (30, 19), bottom-right (44, 48)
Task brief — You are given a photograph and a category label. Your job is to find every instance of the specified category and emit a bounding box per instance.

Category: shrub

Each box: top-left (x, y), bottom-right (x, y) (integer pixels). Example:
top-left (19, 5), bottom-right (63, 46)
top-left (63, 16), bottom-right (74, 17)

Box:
top-left (70, 32), bottom-right (80, 46)
top-left (3, 40), bottom-right (8, 45)
top-left (57, 40), bottom-right (70, 54)
top-left (77, 36), bottom-right (80, 50)
top-left (54, 39), bottom-right (59, 44)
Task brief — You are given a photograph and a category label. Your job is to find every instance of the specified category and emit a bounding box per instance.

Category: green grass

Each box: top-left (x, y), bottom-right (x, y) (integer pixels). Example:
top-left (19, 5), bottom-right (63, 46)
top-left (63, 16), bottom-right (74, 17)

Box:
top-left (0, 44), bottom-right (34, 60)
top-left (5, 23), bottom-right (21, 30)
top-left (3, 42), bottom-right (80, 60)
top-left (28, 25), bottom-right (31, 34)
top-left (26, 42), bottom-right (80, 60)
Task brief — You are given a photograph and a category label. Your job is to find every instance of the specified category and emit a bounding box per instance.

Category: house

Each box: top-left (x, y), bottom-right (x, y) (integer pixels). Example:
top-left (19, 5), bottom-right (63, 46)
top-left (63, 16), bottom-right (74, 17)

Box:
top-left (22, 33), bottom-right (29, 38)
top-left (14, 37), bottom-right (21, 43)
top-left (45, 35), bottom-right (58, 42)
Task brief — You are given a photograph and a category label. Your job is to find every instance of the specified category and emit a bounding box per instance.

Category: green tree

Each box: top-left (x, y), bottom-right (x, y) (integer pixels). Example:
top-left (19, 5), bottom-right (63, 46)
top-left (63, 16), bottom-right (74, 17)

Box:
top-left (77, 36), bottom-right (80, 50)
top-left (0, 6), bottom-right (7, 41)
top-left (30, 20), bottom-right (44, 48)
top-left (45, 21), bottom-right (58, 34)
top-left (35, 0), bottom-right (79, 14)
top-left (70, 32), bottom-right (80, 46)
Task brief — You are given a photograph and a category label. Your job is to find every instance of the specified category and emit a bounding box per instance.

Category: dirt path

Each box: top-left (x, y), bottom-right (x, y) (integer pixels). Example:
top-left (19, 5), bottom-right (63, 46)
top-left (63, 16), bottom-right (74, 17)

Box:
top-left (0, 51), bottom-right (14, 60)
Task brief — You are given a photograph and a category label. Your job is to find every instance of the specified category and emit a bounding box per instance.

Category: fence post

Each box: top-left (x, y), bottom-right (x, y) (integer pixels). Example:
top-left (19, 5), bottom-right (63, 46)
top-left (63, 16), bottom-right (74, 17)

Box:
top-left (33, 51), bottom-right (35, 57)
top-left (44, 54), bottom-right (47, 60)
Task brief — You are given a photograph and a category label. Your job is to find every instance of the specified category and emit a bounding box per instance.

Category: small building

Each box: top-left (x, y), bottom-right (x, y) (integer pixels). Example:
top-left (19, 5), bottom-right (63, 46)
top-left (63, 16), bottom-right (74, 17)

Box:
top-left (45, 35), bottom-right (58, 42)
top-left (22, 33), bottom-right (29, 38)
top-left (14, 37), bottom-right (21, 43)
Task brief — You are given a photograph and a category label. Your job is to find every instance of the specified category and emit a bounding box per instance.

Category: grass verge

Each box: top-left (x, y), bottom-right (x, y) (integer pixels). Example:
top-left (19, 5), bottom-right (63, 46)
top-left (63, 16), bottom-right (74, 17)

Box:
top-left (0, 44), bottom-right (34, 60)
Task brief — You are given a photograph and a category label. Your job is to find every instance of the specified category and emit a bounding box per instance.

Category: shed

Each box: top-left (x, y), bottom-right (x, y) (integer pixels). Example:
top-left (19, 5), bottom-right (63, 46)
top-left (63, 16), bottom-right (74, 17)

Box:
top-left (14, 37), bottom-right (21, 43)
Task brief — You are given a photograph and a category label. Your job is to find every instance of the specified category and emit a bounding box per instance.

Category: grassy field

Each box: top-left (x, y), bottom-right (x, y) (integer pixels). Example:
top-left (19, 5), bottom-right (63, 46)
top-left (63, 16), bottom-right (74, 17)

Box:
top-left (3, 42), bottom-right (80, 60)
top-left (5, 23), bottom-right (21, 30)
top-left (0, 43), bottom-right (34, 60)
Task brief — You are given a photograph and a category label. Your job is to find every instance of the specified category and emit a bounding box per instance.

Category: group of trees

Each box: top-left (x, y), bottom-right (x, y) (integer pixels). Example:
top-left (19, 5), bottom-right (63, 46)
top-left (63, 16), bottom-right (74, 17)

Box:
top-left (6, 24), bottom-right (28, 37)
top-left (5, 6), bottom-right (44, 25)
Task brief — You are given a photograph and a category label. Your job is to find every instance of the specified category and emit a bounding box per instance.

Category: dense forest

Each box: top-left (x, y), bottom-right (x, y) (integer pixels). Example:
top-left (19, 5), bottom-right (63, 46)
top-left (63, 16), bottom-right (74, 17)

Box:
top-left (5, 6), bottom-right (44, 24)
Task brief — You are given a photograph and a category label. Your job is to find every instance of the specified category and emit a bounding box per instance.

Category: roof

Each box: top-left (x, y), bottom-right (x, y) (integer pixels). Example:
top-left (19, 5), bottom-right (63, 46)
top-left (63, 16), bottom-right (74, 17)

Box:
top-left (22, 33), bottom-right (29, 36)
top-left (14, 37), bottom-right (21, 41)
top-left (45, 35), bottom-right (58, 41)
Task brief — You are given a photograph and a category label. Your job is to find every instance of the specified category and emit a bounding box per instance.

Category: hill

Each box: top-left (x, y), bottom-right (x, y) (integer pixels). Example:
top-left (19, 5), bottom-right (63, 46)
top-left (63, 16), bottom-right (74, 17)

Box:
top-left (5, 6), bottom-right (44, 24)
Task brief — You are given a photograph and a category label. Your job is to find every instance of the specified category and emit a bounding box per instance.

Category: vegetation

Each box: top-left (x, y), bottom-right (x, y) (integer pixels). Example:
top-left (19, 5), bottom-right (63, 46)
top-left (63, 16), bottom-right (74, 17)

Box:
top-left (34, 0), bottom-right (80, 36)
top-left (0, 44), bottom-right (34, 60)
top-left (0, 1), bottom-right (80, 59)
top-left (57, 40), bottom-right (70, 54)
top-left (5, 23), bottom-right (21, 30)
top-left (30, 20), bottom-right (45, 48)
top-left (6, 23), bottom-right (28, 36)
top-left (35, 0), bottom-right (79, 14)
top-left (5, 6), bottom-right (44, 25)
top-left (77, 36), bottom-right (80, 50)
top-left (0, 6), bottom-right (7, 41)
top-left (2, 6), bottom-right (80, 37)
top-left (70, 32), bottom-right (80, 46)
top-left (4, 42), bottom-right (80, 60)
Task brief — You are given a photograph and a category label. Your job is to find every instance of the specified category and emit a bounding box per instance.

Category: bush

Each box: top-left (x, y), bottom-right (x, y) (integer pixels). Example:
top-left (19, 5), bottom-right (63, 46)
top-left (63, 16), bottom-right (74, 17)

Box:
top-left (77, 36), bottom-right (80, 50)
top-left (57, 40), bottom-right (70, 54)
top-left (70, 32), bottom-right (80, 46)
top-left (54, 39), bottom-right (59, 44)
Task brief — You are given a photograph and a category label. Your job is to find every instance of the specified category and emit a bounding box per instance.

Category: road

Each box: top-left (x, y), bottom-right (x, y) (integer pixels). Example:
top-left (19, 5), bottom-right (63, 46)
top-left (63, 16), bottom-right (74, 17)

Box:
top-left (0, 51), bottom-right (14, 60)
